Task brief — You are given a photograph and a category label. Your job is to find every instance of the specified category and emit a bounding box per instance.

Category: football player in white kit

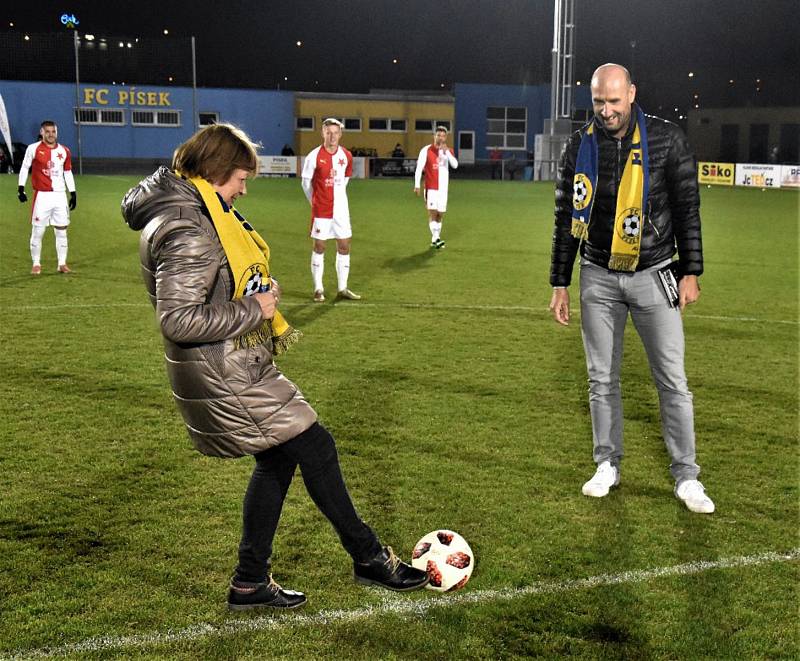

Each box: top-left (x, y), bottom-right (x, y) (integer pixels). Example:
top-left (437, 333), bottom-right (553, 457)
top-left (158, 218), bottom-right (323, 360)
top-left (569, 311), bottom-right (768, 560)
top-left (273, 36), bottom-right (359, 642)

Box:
top-left (301, 118), bottom-right (360, 302)
top-left (17, 120), bottom-right (77, 274)
top-left (414, 126), bottom-right (458, 249)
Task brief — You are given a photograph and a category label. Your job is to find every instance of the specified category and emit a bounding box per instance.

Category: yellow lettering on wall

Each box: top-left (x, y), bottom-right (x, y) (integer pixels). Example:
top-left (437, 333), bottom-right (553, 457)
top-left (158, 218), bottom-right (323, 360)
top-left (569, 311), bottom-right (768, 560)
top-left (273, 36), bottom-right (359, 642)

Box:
top-left (96, 89), bottom-right (108, 105)
top-left (137, 91), bottom-right (147, 105)
top-left (83, 88), bottom-right (95, 104)
top-left (159, 92), bottom-right (171, 106)
top-left (146, 92), bottom-right (157, 105)
top-left (117, 91), bottom-right (129, 105)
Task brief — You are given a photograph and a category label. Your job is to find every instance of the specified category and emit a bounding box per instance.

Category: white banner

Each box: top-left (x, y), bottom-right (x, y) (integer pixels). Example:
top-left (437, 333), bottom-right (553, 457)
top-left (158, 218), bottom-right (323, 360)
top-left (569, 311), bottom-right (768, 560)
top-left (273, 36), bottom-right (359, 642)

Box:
top-left (734, 163), bottom-right (781, 188)
top-left (0, 92), bottom-right (14, 172)
top-left (257, 155), bottom-right (297, 177)
top-left (780, 165), bottom-right (800, 188)
top-left (351, 157), bottom-right (366, 179)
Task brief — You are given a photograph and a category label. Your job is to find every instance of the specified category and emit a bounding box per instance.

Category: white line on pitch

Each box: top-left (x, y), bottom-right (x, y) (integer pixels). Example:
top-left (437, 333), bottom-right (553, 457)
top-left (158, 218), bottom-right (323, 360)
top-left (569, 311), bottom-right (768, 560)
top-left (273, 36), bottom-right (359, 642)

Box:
top-left (2, 300), bottom-right (797, 325)
top-left (5, 548), bottom-right (798, 660)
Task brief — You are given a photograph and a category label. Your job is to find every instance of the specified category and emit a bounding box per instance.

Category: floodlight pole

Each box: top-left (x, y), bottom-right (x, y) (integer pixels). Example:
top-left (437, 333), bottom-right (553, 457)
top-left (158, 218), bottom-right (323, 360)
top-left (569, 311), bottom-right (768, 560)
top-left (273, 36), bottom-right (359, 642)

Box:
top-left (73, 30), bottom-right (83, 175)
top-left (550, 0), bottom-right (575, 134)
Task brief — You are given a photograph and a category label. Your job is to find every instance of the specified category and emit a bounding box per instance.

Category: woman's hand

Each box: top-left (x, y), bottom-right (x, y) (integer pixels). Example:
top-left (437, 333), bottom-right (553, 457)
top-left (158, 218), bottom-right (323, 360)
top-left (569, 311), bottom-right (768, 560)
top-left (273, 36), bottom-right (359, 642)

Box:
top-left (254, 291), bottom-right (278, 319)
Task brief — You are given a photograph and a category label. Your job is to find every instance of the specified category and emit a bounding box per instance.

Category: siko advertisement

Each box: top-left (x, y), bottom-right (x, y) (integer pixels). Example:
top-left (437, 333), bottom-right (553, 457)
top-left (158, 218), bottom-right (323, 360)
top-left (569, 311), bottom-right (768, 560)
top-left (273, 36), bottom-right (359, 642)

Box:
top-left (698, 162), bottom-right (735, 185)
top-left (734, 163), bottom-right (782, 188)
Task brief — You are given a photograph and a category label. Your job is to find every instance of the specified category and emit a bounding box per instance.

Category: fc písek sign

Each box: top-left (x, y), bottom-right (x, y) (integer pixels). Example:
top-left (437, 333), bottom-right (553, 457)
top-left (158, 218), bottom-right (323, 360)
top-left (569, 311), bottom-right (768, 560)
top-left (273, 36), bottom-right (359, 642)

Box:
top-left (82, 87), bottom-right (172, 107)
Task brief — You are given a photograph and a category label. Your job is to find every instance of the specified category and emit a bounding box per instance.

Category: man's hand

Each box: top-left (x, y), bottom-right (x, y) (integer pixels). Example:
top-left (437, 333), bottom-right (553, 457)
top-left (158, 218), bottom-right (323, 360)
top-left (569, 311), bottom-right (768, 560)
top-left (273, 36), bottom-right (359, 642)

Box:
top-left (678, 275), bottom-right (700, 311)
top-left (549, 288), bottom-right (571, 326)
top-left (17, 186), bottom-right (27, 203)
top-left (69, 191), bottom-right (77, 211)
top-left (413, 187), bottom-right (420, 196)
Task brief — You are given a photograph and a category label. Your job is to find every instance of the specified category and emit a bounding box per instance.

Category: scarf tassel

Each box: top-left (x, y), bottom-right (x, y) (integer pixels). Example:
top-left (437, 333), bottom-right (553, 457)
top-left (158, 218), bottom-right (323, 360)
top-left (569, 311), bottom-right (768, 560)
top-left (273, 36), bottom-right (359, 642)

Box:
top-left (571, 220), bottom-right (589, 240)
top-left (272, 327), bottom-right (303, 356)
top-left (608, 255), bottom-right (640, 271)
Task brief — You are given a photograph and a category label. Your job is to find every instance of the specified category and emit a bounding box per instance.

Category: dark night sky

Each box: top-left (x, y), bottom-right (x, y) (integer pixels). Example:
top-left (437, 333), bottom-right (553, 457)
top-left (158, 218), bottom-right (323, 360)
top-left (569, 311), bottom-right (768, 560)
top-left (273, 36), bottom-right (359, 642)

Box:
top-left (3, 0), bottom-right (799, 118)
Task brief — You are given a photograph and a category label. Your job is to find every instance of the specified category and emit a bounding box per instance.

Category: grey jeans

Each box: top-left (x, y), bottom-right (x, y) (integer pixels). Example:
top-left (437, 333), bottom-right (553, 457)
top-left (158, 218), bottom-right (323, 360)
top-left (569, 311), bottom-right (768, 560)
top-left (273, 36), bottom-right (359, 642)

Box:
top-left (579, 258), bottom-right (700, 482)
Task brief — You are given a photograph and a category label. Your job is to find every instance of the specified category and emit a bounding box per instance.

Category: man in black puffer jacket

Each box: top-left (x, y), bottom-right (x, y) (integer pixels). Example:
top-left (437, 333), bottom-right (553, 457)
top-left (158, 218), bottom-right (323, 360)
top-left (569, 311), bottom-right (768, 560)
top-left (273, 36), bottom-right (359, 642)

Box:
top-left (548, 63), bottom-right (714, 514)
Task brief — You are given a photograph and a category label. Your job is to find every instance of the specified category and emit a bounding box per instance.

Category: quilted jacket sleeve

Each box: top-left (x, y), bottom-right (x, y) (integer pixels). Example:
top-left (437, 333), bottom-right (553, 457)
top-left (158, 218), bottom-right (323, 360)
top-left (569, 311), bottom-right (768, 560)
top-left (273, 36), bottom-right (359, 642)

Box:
top-left (150, 217), bottom-right (264, 344)
top-left (549, 132), bottom-right (582, 287)
top-left (665, 125), bottom-right (703, 276)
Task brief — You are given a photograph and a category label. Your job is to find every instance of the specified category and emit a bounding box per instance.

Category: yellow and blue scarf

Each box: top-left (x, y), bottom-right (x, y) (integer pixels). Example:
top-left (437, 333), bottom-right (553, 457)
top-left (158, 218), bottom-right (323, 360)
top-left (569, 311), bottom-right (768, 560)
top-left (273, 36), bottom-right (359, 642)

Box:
top-left (571, 106), bottom-right (649, 272)
top-left (187, 175), bottom-right (301, 354)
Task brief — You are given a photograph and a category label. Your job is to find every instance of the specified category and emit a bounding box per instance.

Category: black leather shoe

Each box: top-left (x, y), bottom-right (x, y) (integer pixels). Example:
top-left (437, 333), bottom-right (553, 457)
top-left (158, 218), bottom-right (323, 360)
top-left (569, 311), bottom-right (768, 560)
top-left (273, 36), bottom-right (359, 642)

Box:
top-left (226, 576), bottom-right (307, 611)
top-left (353, 546), bottom-right (430, 592)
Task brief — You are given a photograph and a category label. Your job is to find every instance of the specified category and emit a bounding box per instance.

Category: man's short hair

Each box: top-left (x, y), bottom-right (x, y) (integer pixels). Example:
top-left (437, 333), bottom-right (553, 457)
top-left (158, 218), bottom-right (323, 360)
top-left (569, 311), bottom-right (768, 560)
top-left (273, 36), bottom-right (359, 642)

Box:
top-left (172, 123), bottom-right (259, 184)
top-left (40, 120), bottom-right (56, 129)
top-left (322, 118), bottom-right (344, 129)
top-left (435, 125), bottom-right (449, 134)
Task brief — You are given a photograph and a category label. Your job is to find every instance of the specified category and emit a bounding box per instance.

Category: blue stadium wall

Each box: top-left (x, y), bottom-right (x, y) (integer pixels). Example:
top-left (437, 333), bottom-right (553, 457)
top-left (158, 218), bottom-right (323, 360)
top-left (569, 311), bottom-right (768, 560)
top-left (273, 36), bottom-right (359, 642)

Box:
top-left (0, 80), bottom-right (294, 159)
top-left (454, 83), bottom-right (592, 158)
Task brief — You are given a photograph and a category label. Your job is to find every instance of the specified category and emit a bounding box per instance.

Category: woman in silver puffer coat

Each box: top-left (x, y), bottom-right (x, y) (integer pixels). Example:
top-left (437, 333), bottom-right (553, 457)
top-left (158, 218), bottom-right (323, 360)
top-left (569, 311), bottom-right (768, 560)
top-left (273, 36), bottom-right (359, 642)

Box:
top-left (122, 124), bottom-right (428, 610)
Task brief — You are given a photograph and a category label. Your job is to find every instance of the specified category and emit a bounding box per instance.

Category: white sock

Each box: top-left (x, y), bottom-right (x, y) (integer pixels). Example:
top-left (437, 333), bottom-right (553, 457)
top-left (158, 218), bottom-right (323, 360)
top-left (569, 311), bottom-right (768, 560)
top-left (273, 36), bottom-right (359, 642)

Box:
top-left (30, 224), bottom-right (46, 265)
top-left (429, 220), bottom-right (442, 242)
top-left (55, 228), bottom-right (68, 266)
top-left (311, 251), bottom-right (325, 291)
top-left (336, 252), bottom-right (350, 291)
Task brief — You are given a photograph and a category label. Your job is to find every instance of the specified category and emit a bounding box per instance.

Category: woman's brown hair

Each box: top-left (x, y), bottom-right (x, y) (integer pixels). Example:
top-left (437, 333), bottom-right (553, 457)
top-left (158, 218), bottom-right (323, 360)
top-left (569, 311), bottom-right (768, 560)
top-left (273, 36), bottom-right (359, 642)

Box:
top-left (172, 123), bottom-right (259, 184)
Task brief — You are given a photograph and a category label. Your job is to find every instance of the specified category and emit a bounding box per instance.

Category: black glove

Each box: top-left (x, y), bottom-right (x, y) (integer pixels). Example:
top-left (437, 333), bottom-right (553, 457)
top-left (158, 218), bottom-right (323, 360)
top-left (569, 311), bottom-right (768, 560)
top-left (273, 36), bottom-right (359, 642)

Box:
top-left (69, 191), bottom-right (77, 211)
top-left (17, 186), bottom-right (27, 203)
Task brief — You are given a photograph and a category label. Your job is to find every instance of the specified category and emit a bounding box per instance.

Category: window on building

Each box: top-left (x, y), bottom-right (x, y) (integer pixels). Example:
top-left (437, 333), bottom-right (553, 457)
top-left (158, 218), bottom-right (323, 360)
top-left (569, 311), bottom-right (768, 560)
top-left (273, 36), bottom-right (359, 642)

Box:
top-left (369, 118), bottom-right (406, 132)
top-left (199, 111), bottom-right (218, 126)
top-left (344, 117), bottom-right (362, 131)
top-left (486, 106), bottom-right (527, 149)
top-left (720, 124), bottom-right (739, 162)
top-left (296, 116), bottom-right (314, 130)
top-left (415, 119), bottom-right (451, 133)
top-left (131, 109), bottom-right (181, 127)
top-left (748, 123), bottom-right (769, 162)
top-left (779, 123), bottom-right (799, 163)
top-left (73, 107), bottom-right (125, 125)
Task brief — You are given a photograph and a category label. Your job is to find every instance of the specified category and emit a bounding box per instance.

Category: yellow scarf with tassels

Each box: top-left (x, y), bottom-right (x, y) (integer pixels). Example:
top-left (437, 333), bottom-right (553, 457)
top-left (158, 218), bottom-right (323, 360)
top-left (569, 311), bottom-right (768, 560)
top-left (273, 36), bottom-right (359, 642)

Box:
top-left (571, 106), bottom-right (649, 272)
top-left (186, 174), bottom-right (301, 354)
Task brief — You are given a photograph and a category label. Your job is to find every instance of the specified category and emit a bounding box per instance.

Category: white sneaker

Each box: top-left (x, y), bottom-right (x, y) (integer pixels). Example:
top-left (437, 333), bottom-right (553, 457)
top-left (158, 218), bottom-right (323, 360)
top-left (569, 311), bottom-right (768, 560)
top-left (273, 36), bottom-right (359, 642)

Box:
top-left (581, 461), bottom-right (620, 497)
top-left (675, 479), bottom-right (715, 513)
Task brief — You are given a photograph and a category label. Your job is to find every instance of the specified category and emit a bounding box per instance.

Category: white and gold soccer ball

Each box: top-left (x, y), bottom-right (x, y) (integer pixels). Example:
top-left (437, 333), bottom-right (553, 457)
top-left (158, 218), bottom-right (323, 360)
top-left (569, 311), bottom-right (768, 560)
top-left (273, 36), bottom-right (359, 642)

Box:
top-left (411, 530), bottom-right (474, 592)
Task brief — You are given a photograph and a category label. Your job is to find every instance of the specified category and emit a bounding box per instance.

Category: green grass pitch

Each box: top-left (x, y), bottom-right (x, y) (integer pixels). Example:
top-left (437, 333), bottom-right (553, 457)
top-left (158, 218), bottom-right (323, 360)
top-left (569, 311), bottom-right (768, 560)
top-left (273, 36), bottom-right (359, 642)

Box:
top-left (0, 174), bottom-right (797, 659)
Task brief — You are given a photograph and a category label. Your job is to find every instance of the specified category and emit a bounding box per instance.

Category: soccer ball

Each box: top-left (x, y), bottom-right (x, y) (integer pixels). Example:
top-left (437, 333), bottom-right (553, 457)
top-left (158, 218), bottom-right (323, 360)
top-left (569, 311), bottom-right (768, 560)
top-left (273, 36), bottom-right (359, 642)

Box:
top-left (622, 212), bottom-right (640, 237)
top-left (573, 179), bottom-right (588, 205)
top-left (411, 530), bottom-right (474, 592)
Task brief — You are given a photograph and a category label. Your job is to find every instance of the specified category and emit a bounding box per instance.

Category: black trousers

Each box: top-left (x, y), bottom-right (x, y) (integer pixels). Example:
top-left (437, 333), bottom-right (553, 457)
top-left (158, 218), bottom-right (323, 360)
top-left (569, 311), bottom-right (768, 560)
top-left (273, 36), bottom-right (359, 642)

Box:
top-left (234, 422), bottom-right (381, 583)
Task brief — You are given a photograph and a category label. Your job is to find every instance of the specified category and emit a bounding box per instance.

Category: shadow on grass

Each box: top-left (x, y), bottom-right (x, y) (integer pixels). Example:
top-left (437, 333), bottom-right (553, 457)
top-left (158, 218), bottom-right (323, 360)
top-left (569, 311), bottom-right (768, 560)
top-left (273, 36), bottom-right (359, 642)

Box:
top-left (582, 493), bottom-right (655, 658)
top-left (382, 249), bottom-right (437, 274)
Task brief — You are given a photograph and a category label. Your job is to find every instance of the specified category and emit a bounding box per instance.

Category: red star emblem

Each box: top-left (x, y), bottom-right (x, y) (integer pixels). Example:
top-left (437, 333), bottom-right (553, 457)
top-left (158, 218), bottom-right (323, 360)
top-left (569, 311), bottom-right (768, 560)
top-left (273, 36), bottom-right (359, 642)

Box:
top-left (338, 158), bottom-right (345, 166)
top-left (56, 153), bottom-right (64, 160)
